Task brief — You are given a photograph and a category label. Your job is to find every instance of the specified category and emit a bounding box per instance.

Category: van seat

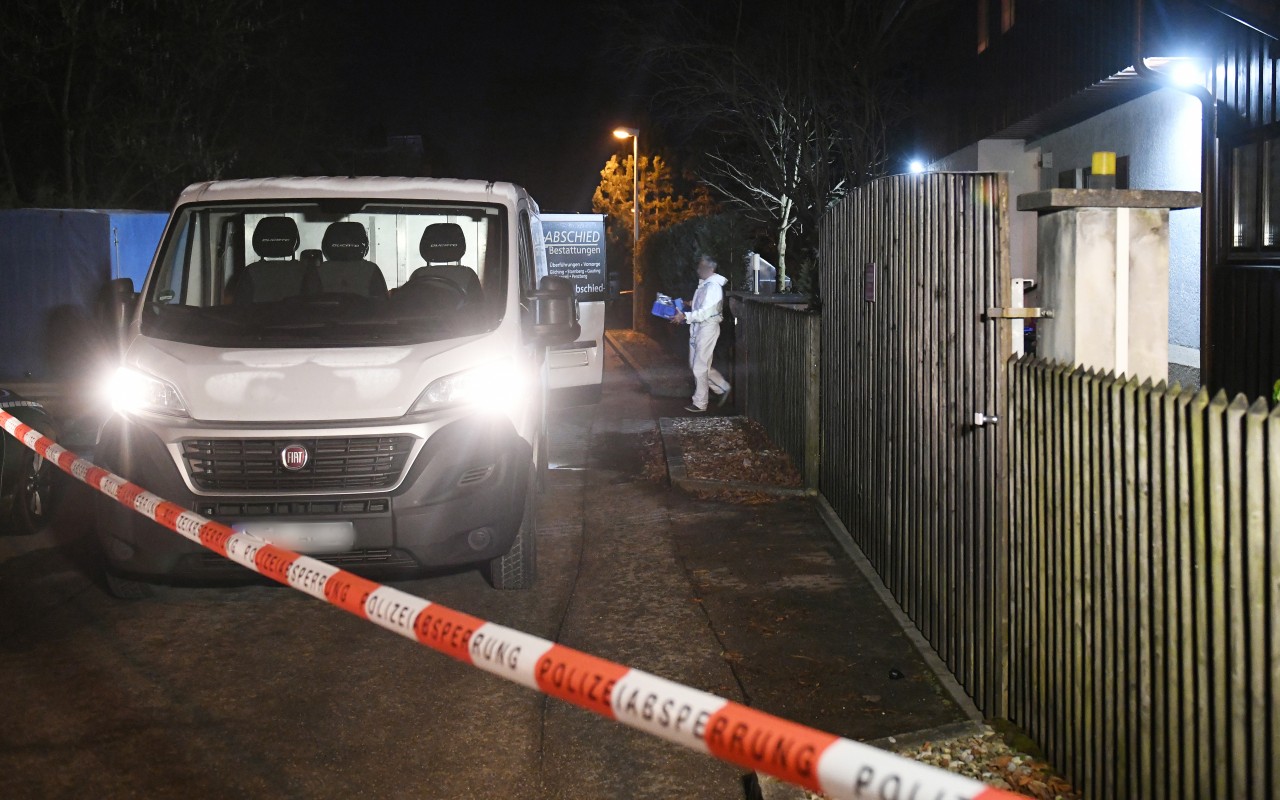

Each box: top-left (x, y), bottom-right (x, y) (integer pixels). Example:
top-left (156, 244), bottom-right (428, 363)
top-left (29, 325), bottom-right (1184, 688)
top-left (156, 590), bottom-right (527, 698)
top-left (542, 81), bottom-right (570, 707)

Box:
top-left (305, 222), bottom-right (388, 298)
top-left (389, 224), bottom-right (482, 316)
top-left (235, 216), bottom-right (304, 304)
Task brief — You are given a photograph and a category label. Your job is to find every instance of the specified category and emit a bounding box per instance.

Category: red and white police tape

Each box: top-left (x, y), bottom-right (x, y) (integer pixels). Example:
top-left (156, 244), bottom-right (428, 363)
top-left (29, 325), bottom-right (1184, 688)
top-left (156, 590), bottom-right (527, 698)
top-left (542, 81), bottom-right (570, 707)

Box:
top-left (0, 407), bottom-right (1020, 800)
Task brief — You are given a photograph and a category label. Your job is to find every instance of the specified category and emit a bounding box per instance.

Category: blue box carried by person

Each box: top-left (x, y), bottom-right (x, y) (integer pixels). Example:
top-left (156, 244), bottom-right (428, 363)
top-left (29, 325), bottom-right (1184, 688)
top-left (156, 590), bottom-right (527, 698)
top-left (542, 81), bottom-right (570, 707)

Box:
top-left (651, 293), bottom-right (684, 319)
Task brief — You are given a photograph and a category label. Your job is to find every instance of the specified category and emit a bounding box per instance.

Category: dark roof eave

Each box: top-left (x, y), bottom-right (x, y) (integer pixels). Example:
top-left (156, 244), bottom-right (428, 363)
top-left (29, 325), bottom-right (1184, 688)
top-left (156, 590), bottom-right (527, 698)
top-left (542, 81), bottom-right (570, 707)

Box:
top-left (1202, 1), bottom-right (1280, 41)
top-left (988, 69), bottom-right (1162, 143)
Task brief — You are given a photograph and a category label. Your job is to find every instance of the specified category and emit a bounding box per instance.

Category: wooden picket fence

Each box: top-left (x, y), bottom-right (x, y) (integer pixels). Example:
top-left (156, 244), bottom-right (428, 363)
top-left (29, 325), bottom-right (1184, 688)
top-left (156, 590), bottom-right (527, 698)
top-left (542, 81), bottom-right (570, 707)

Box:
top-left (1007, 359), bottom-right (1279, 800)
top-left (731, 297), bottom-right (820, 488)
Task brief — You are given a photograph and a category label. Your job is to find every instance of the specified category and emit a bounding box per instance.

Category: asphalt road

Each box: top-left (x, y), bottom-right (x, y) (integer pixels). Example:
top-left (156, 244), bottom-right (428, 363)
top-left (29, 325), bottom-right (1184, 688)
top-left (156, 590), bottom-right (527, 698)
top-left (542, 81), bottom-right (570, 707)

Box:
top-left (0, 348), bottom-right (966, 799)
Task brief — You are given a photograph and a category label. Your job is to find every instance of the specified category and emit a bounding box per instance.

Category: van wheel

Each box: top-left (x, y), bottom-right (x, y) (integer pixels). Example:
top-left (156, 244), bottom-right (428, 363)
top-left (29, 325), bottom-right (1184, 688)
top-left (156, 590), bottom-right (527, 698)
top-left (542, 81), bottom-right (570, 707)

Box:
top-left (6, 448), bottom-right (55, 536)
top-left (104, 570), bottom-right (153, 600)
top-left (486, 470), bottom-right (536, 590)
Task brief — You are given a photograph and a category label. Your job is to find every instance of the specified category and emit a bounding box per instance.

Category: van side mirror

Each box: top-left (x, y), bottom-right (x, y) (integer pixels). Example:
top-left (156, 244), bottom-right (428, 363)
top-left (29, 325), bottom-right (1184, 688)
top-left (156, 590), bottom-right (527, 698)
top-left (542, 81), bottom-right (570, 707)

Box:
top-left (99, 277), bottom-right (137, 347)
top-left (527, 275), bottom-right (580, 346)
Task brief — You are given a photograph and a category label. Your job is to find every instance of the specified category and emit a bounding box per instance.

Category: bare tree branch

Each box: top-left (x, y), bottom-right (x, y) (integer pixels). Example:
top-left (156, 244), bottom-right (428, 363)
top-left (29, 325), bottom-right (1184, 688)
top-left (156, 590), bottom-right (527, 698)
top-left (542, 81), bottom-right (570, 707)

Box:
top-left (620, 0), bottom-right (943, 285)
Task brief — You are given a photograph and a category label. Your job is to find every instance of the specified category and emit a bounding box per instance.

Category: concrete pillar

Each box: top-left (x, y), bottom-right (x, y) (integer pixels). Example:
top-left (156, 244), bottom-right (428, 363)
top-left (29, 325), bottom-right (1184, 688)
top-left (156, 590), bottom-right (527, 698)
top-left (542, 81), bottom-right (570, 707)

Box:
top-left (1017, 188), bottom-right (1201, 383)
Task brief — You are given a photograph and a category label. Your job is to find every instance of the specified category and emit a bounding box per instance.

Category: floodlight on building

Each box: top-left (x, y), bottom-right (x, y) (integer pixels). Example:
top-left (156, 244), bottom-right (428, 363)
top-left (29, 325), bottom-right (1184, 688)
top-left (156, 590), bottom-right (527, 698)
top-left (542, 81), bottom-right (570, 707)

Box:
top-left (1170, 61), bottom-right (1202, 87)
top-left (909, 159), bottom-right (926, 174)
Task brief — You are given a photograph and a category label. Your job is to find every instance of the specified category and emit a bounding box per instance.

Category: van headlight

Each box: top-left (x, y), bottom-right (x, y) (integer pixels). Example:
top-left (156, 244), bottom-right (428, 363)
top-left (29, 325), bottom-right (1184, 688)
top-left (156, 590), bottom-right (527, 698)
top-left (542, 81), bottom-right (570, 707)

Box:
top-left (106, 367), bottom-right (189, 417)
top-left (410, 361), bottom-right (526, 416)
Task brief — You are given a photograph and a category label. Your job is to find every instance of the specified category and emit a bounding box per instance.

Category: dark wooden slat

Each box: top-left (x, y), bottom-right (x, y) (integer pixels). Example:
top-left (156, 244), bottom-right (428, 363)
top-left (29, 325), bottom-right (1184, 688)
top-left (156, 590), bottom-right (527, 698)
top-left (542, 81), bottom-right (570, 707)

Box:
top-left (1269, 402), bottom-right (1280, 800)
top-left (1242, 398), bottom-right (1267, 800)
top-left (1134, 380), bottom-right (1154, 794)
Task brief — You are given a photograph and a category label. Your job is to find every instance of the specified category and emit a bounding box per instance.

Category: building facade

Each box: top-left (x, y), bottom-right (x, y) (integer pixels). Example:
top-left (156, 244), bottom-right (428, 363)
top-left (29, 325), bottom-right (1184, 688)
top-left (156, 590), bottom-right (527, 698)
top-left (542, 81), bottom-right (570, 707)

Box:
top-left (910, 0), bottom-right (1279, 397)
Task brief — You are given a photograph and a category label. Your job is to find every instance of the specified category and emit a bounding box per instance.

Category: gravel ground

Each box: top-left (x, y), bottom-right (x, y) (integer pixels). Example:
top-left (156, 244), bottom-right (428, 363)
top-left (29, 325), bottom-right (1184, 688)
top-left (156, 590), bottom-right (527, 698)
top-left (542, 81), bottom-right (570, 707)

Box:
top-left (788, 728), bottom-right (1080, 800)
top-left (888, 729), bottom-right (1080, 799)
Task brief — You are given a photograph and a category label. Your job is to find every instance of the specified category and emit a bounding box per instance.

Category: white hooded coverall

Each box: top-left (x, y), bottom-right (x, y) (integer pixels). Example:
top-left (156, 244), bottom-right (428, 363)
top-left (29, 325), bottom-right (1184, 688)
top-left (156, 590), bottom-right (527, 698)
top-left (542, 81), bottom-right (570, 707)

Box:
top-left (684, 272), bottom-right (731, 409)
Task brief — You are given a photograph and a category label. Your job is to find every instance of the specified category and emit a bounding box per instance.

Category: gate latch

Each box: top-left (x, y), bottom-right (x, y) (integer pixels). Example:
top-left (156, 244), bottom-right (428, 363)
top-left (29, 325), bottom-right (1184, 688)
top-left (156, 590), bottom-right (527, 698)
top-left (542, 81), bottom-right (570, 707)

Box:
top-left (983, 307), bottom-right (1053, 321)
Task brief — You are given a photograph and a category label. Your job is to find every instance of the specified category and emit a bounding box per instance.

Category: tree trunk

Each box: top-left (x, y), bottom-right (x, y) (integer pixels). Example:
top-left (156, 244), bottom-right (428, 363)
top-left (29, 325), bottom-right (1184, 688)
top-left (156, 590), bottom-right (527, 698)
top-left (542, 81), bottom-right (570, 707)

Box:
top-left (776, 195), bottom-right (791, 288)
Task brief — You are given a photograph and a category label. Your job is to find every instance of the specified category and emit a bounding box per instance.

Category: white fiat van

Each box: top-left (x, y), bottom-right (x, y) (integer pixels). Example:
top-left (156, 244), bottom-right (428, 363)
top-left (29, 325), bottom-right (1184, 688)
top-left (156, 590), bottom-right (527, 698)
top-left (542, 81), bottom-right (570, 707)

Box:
top-left (94, 177), bottom-right (583, 596)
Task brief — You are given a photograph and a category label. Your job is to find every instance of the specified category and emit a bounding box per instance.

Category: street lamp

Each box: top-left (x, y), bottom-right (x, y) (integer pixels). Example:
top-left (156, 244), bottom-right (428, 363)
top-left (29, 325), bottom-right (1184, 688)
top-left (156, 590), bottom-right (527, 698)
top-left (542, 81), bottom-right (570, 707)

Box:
top-left (612, 127), bottom-right (639, 244)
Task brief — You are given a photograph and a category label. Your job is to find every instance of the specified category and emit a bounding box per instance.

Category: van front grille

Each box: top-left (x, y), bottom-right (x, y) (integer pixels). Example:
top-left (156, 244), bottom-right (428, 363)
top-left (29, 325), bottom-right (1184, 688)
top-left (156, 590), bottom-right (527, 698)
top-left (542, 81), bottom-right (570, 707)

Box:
top-left (182, 436), bottom-right (415, 492)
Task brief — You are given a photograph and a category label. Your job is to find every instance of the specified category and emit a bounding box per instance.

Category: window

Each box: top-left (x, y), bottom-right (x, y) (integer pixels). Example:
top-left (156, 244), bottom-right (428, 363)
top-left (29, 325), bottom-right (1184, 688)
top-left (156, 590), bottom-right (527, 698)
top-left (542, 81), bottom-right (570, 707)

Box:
top-left (978, 0), bottom-right (1015, 53)
top-left (518, 211), bottom-right (536, 294)
top-left (977, 0), bottom-right (989, 53)
top-left (1227, 123), bottom-right (1280, 259)
top-left (1267, 135), bottom-right (1280, 247)
top-left (141, 200), bottom-right (508, 347)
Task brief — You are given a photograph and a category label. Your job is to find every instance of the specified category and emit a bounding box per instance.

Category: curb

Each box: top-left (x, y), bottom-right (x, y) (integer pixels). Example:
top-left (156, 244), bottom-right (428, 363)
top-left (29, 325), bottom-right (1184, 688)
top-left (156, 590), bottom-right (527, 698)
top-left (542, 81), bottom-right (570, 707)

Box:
top-left (658, 417), bottom-right (816, 498)
top-left (866, 720), bottom-right (992, 752)
top-left (815, 496), bottom-right (986, 725)
top-left (754, 772), bottom-right (811, 800)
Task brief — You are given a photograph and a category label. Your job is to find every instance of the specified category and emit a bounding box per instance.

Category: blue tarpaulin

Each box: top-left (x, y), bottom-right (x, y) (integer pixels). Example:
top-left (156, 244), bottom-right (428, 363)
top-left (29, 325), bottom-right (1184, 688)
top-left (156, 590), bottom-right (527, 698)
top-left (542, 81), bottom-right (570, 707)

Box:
top-left (0, 209), bottom-right (166, 380)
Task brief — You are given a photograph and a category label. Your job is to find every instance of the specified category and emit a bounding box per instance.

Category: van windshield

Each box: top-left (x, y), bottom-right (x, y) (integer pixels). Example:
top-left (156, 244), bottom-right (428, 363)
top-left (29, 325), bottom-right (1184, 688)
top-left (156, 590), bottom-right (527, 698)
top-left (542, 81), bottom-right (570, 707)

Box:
top-left (140, 201), bottom-right (507, 347)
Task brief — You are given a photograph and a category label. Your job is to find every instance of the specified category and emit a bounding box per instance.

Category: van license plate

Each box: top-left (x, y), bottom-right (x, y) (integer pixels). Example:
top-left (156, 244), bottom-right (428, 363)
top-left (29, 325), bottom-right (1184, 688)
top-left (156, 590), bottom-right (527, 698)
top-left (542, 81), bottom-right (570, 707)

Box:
top-left (231, 521), bottom-right (356, 554)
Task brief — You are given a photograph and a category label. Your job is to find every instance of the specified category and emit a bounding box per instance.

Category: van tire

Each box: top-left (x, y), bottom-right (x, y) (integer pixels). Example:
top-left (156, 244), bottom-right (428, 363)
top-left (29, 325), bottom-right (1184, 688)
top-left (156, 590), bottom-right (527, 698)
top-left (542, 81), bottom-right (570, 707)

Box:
top-left (486, 469), bottom-right (537, 590)
top-left (105, 570), bottom-right (153, 600)
top-left (5, 446), bottom-right (55, 536)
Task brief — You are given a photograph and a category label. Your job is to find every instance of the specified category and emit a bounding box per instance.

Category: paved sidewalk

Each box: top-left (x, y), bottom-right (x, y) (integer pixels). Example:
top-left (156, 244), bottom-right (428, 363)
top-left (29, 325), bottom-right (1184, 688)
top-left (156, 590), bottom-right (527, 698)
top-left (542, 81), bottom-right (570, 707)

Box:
top-left (601, 329), bottom-right (982, 784)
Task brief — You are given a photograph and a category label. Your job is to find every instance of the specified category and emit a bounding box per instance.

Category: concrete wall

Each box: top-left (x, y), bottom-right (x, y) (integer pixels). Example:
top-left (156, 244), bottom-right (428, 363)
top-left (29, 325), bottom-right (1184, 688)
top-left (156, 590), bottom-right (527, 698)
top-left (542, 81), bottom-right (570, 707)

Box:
top-left (929, 140), bottom-right (1041, 281)
top-left (1031, 88), bottom-right (1203, 381)
top-left (932, 88), bottom-right (1204, 385)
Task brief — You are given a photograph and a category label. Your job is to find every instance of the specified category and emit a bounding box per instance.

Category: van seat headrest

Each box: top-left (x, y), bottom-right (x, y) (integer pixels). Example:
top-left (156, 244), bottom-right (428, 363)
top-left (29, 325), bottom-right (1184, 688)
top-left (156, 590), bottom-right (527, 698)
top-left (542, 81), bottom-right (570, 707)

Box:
top-left (252, 216), bottom-right (300, 259)
top-left (322, 221), bottom-right (370, 261)
top-left (420, 223), bottom-right (466, 263)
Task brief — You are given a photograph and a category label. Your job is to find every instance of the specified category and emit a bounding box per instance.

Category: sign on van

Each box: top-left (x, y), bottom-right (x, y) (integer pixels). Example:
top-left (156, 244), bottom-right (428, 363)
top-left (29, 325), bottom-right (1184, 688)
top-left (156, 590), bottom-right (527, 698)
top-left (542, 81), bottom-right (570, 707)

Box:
top-left (541, 214), bottom-right (606, 302)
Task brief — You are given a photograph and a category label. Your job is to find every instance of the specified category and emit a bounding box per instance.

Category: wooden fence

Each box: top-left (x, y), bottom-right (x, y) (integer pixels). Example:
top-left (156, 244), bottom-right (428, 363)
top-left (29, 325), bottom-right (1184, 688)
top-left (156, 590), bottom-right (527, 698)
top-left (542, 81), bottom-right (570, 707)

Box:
top-left (731, 297), bottom-right (820, 488)
top-left (1008, 359), bottom-right (1279, 800)
top-left (817, 172), bottom-right (1012, 714)
top-left (760, 168), bottom-right (1280, 796)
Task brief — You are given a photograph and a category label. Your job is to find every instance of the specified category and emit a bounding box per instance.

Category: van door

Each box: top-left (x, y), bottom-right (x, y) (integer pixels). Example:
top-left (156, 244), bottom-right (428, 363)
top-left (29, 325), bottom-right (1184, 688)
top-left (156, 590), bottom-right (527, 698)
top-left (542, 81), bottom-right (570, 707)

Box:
top-left (534, 213), bottom-right (605, 404)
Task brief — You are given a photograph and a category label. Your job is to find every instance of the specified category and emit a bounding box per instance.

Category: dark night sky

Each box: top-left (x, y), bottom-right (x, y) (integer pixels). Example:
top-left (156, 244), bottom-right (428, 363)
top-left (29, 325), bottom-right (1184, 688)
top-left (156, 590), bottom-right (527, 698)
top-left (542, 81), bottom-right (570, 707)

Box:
top-left (320, 1), bottom-right (644, 213)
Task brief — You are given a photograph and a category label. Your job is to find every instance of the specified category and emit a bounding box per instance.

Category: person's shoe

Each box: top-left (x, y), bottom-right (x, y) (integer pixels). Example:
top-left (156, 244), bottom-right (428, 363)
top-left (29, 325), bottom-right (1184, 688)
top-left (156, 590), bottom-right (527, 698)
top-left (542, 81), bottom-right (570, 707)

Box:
top-left (716, 387), bottom-right (732, 407)
top-left (684, 404), bottom-right (706, 413)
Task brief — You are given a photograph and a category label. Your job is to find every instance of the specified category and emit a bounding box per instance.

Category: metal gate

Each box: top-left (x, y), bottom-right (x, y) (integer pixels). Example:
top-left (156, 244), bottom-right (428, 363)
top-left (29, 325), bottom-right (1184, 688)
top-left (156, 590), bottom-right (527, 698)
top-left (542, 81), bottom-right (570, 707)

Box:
top-left (817, 172), bottom-right (1012, 714)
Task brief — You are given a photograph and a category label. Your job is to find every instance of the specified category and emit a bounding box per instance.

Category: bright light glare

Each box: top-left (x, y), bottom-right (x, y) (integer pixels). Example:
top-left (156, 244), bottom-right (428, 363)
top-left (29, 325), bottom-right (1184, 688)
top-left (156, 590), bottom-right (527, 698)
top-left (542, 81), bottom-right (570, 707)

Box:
top-left (106, 367), bottom-right (188, 417)
top-left (1170, 62), bottom-right (1201, 87)
top-left (411, 362), bottom-right (527, 417)
top-left (613, 127), bottom-right (637, 139)
top-left (908, 160), bottom-right (926, 174)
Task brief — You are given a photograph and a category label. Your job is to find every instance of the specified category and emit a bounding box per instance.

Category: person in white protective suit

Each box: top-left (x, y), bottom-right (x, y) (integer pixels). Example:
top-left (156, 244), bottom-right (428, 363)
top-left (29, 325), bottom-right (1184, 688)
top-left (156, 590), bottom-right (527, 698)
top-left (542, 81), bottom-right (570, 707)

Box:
top-left (671, 255), bottom-right (731, 413)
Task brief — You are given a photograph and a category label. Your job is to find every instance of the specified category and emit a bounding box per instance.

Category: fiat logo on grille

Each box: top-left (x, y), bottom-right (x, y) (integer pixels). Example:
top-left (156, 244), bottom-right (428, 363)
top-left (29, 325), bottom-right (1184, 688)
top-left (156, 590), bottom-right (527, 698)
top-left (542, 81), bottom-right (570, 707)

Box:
top-left (280, 443), bottom-right (309, 471)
